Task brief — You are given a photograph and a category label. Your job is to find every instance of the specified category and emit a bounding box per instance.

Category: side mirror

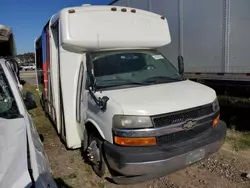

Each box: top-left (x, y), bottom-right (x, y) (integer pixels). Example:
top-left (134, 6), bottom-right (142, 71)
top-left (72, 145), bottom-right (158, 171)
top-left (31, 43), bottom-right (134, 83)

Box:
top-left (99, 96), bottom-right (109, 111)
top-left (19, 79), bottom-right (26, 86)
top-left (24, 92), bottom-right (37, 110)
top-left (178, 55), bottom-right (184, 75)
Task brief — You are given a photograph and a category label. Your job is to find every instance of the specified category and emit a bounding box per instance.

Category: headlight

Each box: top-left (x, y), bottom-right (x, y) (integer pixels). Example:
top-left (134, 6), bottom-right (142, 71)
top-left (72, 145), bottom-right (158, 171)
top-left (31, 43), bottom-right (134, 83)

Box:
top-left (113, 115), bottom-right (153, 129)
top-left (212, 97), bottom-right (220, 112)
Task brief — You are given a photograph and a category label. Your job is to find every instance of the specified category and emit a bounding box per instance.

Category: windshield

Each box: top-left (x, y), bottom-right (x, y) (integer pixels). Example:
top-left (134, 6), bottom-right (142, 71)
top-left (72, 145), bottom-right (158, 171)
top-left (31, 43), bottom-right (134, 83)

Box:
top-left (0, 64), bottom-right (20, 119)
top-left (90, 50), bottom-right (182, 90)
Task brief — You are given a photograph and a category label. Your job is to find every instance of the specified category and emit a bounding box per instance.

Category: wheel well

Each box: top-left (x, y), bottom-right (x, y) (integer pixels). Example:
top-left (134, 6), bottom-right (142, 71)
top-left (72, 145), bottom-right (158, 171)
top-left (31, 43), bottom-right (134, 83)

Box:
top-left (85, 122), bottom-right (103, 140)
top-left (82, 122), bottom-right (104, 157)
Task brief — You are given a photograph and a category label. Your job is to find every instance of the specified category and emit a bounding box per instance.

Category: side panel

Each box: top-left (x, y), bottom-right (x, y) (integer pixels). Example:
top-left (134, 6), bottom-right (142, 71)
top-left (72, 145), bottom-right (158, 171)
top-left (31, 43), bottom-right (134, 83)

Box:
top-left (228, 0), bottom-right (250, 73)
top-left (182, 0), bottom-right (224, 73)
top-left (46, 28), bottom-right (54, 118)
top-left (50, 21), bottom-right (61, 132)
top-left (42, 30), bottom-right (49, 98)
top-left (59, 49), bottom-right (82, 148)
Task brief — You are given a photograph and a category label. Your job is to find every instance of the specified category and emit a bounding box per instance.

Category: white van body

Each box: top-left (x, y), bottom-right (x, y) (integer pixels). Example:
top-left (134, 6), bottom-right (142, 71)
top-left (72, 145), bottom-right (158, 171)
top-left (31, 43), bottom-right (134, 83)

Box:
top-left (35, 5), bottom-right (227, 184)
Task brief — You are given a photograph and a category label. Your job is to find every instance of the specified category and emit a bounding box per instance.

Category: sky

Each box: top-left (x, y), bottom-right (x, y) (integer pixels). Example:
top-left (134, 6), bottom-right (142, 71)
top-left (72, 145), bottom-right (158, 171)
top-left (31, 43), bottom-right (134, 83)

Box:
top-left (1, 0), bottom-right (113, 54)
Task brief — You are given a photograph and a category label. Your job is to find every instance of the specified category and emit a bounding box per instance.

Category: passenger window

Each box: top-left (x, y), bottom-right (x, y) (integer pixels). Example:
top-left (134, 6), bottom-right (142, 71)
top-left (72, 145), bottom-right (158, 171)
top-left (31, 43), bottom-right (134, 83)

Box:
top-left (76, 62), bottom-right (84, 123)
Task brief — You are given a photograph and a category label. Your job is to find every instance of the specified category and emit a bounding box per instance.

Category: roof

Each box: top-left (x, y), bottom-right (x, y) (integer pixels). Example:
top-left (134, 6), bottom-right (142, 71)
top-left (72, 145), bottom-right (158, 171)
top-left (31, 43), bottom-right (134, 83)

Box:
top-left (58, 5), bottom-right (171, 52)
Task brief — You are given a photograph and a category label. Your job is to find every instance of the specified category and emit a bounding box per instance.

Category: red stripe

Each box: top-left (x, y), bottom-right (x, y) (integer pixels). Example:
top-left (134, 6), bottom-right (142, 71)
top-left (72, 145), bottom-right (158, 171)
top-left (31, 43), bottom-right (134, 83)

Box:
top-left (43, 62), bottom-right (48, 96)
top-left (46, 31), bottom-right (50, 67)
top-left (246, 73), bottom-right (250, 76)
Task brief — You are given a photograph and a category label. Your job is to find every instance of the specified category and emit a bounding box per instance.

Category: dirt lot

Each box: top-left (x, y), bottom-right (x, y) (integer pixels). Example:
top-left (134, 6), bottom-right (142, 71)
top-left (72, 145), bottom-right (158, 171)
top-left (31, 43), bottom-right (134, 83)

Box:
top-left (24, 83), bottom-right (250, 188)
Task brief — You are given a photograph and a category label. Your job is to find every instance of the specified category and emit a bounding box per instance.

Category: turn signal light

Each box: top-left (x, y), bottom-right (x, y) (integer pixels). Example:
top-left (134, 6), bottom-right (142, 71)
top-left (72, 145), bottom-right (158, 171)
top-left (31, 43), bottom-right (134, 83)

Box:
top-left (114, 136), bottom-right (156, 146)
top-left (213, 114), bottom-right (220, 127)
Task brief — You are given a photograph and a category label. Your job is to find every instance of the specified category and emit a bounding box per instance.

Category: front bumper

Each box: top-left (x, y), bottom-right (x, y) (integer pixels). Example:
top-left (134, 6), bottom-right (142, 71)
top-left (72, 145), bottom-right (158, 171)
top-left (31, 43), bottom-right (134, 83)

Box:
top-left (103, 120), bottom-right (227, 184)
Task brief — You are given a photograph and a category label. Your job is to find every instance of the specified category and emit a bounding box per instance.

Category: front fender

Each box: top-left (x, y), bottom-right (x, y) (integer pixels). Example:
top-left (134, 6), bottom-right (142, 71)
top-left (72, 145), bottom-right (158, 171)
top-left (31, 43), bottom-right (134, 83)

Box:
top-left (85, 118), bottom-right (106, 139)
top-left (83, 119), bottom-right (106, 152)
top-left (86, 93), bottom-right (124, 143)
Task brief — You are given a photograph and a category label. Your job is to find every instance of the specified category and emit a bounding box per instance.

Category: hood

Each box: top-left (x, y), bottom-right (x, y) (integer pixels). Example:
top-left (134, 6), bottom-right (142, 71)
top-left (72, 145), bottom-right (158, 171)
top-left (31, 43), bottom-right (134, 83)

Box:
top-left (102, 80), bottom-right (216, 116)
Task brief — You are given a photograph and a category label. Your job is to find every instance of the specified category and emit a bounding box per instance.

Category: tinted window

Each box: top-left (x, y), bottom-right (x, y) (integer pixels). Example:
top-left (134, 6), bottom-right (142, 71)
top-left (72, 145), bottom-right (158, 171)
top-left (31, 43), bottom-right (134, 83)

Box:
top-left (90, 50), bottom-right (181, 89)
top-left (0, 64), bottom-right (20, 119)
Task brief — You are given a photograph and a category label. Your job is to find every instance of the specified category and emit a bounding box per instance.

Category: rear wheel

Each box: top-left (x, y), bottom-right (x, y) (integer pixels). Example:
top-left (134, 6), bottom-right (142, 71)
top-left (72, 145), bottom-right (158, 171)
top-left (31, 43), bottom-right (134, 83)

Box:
top-left (87, 132), bottom-right (106, 178)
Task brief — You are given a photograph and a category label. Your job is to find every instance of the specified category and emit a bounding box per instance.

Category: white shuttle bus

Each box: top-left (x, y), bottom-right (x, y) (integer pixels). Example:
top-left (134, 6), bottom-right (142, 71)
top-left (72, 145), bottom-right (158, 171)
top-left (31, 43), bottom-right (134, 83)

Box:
top-left (35, 5), bottom-right (227, 184)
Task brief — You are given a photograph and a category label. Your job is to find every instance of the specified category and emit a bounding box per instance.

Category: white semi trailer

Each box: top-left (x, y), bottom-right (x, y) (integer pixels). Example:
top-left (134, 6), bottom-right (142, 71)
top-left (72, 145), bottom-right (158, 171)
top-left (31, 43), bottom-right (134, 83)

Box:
top-left (110, 0), bottom-right (250, 96)
top-left (35, 5), bottom-right (226, 184)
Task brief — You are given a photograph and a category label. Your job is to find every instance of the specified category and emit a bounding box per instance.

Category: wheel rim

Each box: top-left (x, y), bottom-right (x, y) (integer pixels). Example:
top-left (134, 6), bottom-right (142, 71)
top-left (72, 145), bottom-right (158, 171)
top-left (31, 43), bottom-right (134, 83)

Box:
top-left (88, 139), bottom-right (101, 166)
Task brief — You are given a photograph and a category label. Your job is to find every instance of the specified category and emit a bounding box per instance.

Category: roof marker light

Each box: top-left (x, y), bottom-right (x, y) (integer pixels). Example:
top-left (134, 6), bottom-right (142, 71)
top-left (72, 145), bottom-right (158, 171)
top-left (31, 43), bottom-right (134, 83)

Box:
top-left (111, 7), bottom-right (117, 11)
top-left (121, 8), bottom-right (127, 12)
top-left (131, 9), bottom-right (136, 13)
top-left (68, 9), bottom-right (75, 13)
top-left (161, 16), bottom-right (165, 20)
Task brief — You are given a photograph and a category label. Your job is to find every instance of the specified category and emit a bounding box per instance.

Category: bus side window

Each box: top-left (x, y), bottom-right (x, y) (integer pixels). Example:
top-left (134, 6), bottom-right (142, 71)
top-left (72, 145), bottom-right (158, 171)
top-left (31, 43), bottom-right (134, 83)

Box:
top-left (76, 62), bottom-right (84, 123)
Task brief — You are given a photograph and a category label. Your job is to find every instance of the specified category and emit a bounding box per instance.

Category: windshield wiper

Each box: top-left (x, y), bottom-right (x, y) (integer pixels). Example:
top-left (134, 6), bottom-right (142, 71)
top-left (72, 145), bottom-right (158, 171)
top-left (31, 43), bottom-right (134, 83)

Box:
top-left (95, 79), bottom-right (151, 89)
top-left (143, 76), bottom-right (182, 83)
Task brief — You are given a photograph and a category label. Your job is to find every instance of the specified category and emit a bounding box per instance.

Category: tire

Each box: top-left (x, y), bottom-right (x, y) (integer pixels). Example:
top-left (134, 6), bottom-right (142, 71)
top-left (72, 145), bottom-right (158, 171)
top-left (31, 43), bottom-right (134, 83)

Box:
top-left (87, 132), bottom-right (106, 178)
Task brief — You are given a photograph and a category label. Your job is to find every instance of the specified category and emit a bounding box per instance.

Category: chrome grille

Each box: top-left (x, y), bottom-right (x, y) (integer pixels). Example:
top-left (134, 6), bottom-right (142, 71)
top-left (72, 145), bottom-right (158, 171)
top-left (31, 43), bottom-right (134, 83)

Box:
top-left (157, 123), bottom-right (212, 145)
top-left (152, 104), bottom-right (213, 127)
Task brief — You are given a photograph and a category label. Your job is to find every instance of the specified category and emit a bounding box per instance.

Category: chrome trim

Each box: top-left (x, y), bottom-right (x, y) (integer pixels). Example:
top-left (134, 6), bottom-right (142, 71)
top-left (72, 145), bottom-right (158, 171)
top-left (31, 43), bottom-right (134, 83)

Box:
top-left (151, 103), bottom-right (214, 127)
top-left (112, 111), bottom-right (219, 138)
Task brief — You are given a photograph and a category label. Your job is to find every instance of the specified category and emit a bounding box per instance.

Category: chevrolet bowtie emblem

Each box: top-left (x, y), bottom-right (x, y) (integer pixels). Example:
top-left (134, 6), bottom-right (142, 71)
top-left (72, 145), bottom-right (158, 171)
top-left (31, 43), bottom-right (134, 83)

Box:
top-left (182, 120), bottom-right (197, 130)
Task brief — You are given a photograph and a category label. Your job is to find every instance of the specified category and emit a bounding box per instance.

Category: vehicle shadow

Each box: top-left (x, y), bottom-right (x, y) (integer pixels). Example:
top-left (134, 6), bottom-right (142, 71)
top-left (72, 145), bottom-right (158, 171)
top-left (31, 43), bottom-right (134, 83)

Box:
top-left (219, 100), bottom-right (250, 132)
top-left (54, 178), bottom-right (73, 188)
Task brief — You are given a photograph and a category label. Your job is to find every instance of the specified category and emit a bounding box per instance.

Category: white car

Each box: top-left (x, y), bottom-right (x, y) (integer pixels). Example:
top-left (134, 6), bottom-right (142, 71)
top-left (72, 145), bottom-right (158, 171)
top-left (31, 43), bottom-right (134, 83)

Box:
top-left (21, 64), bottom-right (36, 71)
top-left (0, 58), bottom-right (57, 188)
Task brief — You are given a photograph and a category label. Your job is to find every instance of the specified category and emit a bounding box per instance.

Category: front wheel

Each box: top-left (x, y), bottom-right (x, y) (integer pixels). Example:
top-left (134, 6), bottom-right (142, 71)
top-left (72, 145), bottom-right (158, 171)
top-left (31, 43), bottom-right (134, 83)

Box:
top-left (87, 133), bottom-right (106, 178)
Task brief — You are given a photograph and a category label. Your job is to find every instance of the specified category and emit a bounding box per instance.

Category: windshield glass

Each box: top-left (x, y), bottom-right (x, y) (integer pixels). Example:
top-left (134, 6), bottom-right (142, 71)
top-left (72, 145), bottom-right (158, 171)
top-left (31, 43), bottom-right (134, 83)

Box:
top-left (0, 64), bottom-right (20, 119)
top-left (90, 50), bottom-right (182, 89)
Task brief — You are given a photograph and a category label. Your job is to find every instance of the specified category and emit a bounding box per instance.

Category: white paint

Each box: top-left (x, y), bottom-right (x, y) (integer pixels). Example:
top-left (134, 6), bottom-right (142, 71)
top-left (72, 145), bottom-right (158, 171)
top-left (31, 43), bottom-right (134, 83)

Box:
top-left (99, 80), bottom-right (216, 116)
top-left (58, 5), bottom-right (171, 52)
